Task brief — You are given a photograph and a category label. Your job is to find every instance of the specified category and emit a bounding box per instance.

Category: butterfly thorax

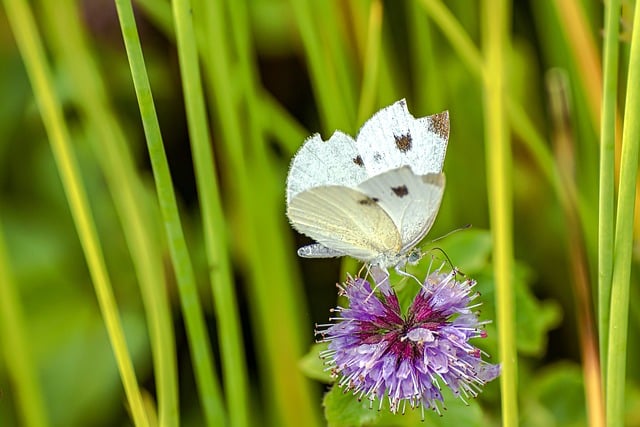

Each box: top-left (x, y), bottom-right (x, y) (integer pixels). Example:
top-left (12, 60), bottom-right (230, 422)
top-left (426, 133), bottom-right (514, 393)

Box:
top-left (372, 251), bottom-right (409, 270)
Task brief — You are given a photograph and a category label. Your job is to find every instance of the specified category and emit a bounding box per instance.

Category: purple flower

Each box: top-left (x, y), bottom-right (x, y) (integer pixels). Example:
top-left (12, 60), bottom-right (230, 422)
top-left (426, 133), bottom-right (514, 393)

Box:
top-left (316, 269), bottom-right (500, 417)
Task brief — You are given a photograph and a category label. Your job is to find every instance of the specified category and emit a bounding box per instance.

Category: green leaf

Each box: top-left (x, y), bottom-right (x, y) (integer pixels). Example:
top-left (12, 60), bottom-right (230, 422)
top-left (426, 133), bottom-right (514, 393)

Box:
top-left (299, 343), bottom-right (332, 383)
top-left (425, 228), bottom-right (493, 274)
top-left (323, 385), bottom-right (384, 427)
top-left (521, 362), bottom-right (586, 427)
top-left (323, 383), bottom-right (494, 427)
top-left (476, 265), bottom-right (562, 357)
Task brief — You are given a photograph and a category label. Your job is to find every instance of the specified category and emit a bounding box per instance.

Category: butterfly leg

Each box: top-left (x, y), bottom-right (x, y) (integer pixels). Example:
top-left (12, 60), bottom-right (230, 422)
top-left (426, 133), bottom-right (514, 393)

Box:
top-left (393, 263), bottom-right (423, 287)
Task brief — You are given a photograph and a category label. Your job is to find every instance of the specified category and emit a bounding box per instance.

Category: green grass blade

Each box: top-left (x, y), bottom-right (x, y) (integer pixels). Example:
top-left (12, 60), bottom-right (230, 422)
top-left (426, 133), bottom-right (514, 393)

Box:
top-left (606, 1), bottom-right (640, 424)
top-left (407, 0), bottom-right (444, 111)
top-left (347, 0), bottom-right (400, 106)
top-left (112, 0), bottom-right (227, 424)
top-left (551, 0), bottom-right (602, 135)
top-left (1, 0), bottom-right (150, 425)
top-left (171, 0), bottom-right (251, 425)
top-left (288, 0), bottom-right (353, 132)
top-left (259, 90), bottom-right (309, 157)
top-left (481, 1), bottom-right (518, 425)
top-left (195, 0), bottom-right (322, 424)
top-left (0, 226), bottom-right (49, 427)
top-left (418, 0), bottom-right (483, 79)
top-left (546, 69), bottom-right (605, 427)
top-left (419, 0), bottom-right (561, 199)
top-left (39, 1), bottom-right (180, 424)
top-left (133, 0), bottom-right (174, 37)
top-left (357, 0), bottom-right (383, 123)
top-left (597, 0), bottom-right (621, 382)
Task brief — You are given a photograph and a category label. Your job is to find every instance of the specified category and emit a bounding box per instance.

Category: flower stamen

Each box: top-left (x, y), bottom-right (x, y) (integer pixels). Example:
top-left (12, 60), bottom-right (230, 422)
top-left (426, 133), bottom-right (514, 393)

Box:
top-left (316, 271), bottom-right (501, 418)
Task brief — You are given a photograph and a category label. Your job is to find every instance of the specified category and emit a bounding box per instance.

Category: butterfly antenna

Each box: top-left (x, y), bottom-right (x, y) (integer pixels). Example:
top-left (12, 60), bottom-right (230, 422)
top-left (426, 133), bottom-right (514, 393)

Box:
top-left (428, 223), bottom-right (472, 245)
top-left (426, 247), bottom-right (465, 275)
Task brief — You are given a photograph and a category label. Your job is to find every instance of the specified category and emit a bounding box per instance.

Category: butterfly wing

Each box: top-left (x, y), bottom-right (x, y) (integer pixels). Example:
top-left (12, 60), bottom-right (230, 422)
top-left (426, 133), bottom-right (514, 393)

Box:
top-left (354, 99), bottom-right (449, 176)
top-left (287, 185), bottom-right (402, 262)
top-left (296, 243), bottom-right (345, 258)
top-left (286, 131), bottom-right (369, 204)
top-left (357, 167), bottom-right (445, 253)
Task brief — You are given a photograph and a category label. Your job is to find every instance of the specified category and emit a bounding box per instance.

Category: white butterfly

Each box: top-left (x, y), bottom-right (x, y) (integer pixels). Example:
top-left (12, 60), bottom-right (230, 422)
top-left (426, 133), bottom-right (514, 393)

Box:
top-left (286, 99), bottom-right (449, 270)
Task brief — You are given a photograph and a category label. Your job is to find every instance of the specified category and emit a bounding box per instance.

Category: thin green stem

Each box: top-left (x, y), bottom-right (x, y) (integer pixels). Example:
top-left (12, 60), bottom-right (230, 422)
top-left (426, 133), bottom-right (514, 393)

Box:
top-left (546, 69), bottom-right (605, 427)
top-left (606, 1), bottom-right (640, 424)
top-left (130, 0), bottom-right (310, 164)
top-left (112, 0), bottom-right (226, 424)
top-left (0, 225), bottom-right (49, 427)
top-left (288, 0), bottom-right (353, 132)
top-left (171, 0), bottom-right (250, 425)
top-left (2, 0), bottom-right (149, 425)
top-left (317, 0), bottom-right (357, 127)
top-left (133, 0), bottom-right (174, 37)
top-left (357, 0), bottom-right (383, 124)
top-left (407, 0), bottom-right (443, 111)
top-left (551, 0), bottom-right (602, 135)
top-left (598, 0), bottom-right (620, 385)
top-left (229, 2), bottom-right (321, 422)
top-left (40, 1), bottom-right (180, 424)
top-left (481, 1), bottom-right (518, 426)
top-left (419, 0), bottom-right (562, 198)
top-left (418, 0), bottom-right (483, 80)
top-left (259, 90), bottom-right (309, 157)
top-left (196, 0), bottom-right (321, 424)
top-left (347, 0), bottom-right (400, 106)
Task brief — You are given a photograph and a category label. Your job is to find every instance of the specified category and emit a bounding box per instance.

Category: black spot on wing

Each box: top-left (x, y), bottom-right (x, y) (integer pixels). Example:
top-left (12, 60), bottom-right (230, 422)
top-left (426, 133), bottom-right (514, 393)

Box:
top-left (358, 196), bottom-right (380, 206)
top-left (352, 155), bottom-right (364, 166)
top-left (391, 185), bottom-right (409, 197)
top-left (429, 111), bottom-right (450, 139)
top-left (373, 152), bottom-right (382, 162)
top-left (394, 133), bottom-right (412, 152)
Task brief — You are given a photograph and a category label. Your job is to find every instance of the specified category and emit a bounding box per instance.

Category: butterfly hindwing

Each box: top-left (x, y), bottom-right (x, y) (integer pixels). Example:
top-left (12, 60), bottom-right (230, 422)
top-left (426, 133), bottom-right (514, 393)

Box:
top-left (287, 185), bottom-right (402, 262)
top-left (296, 243), bottom-right (345, 259)
top-left (357, 167), bottom-right (445, 253)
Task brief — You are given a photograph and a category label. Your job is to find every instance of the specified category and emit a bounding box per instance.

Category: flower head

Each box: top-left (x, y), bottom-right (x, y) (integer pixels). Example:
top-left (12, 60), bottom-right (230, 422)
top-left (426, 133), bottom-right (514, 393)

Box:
top-left (316, 269), bottom-right (500, 417)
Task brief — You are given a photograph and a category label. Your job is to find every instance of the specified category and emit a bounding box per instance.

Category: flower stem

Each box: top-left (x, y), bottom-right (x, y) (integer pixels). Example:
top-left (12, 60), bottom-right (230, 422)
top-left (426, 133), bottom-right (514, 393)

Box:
top-left (606, 1), bottom-right (640, 424)
top-left (481, 0), bottom-right (518, 425)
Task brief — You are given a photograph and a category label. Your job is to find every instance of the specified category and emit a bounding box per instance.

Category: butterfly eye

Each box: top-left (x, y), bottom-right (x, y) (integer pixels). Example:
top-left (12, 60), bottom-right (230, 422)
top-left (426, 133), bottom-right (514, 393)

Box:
top-left (407, 248), bottom-right (423, 265)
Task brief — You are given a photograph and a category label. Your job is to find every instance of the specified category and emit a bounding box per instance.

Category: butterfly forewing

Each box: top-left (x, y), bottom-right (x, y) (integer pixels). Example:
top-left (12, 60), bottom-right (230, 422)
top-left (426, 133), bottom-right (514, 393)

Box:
top-left (354, 100), bottom-right (449, 177)
top-left (286, 131), bottom-right (368, 203)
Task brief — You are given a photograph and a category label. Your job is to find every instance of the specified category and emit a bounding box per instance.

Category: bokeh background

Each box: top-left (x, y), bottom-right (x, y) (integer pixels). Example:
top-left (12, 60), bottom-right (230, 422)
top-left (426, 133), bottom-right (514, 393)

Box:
top-left (0, 0), bottom-right (638, 426)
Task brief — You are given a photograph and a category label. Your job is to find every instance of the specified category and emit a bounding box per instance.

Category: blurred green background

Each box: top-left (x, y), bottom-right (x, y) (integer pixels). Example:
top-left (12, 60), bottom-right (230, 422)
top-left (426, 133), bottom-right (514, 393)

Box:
top-left (0, 0), bottom-right (639, 426)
